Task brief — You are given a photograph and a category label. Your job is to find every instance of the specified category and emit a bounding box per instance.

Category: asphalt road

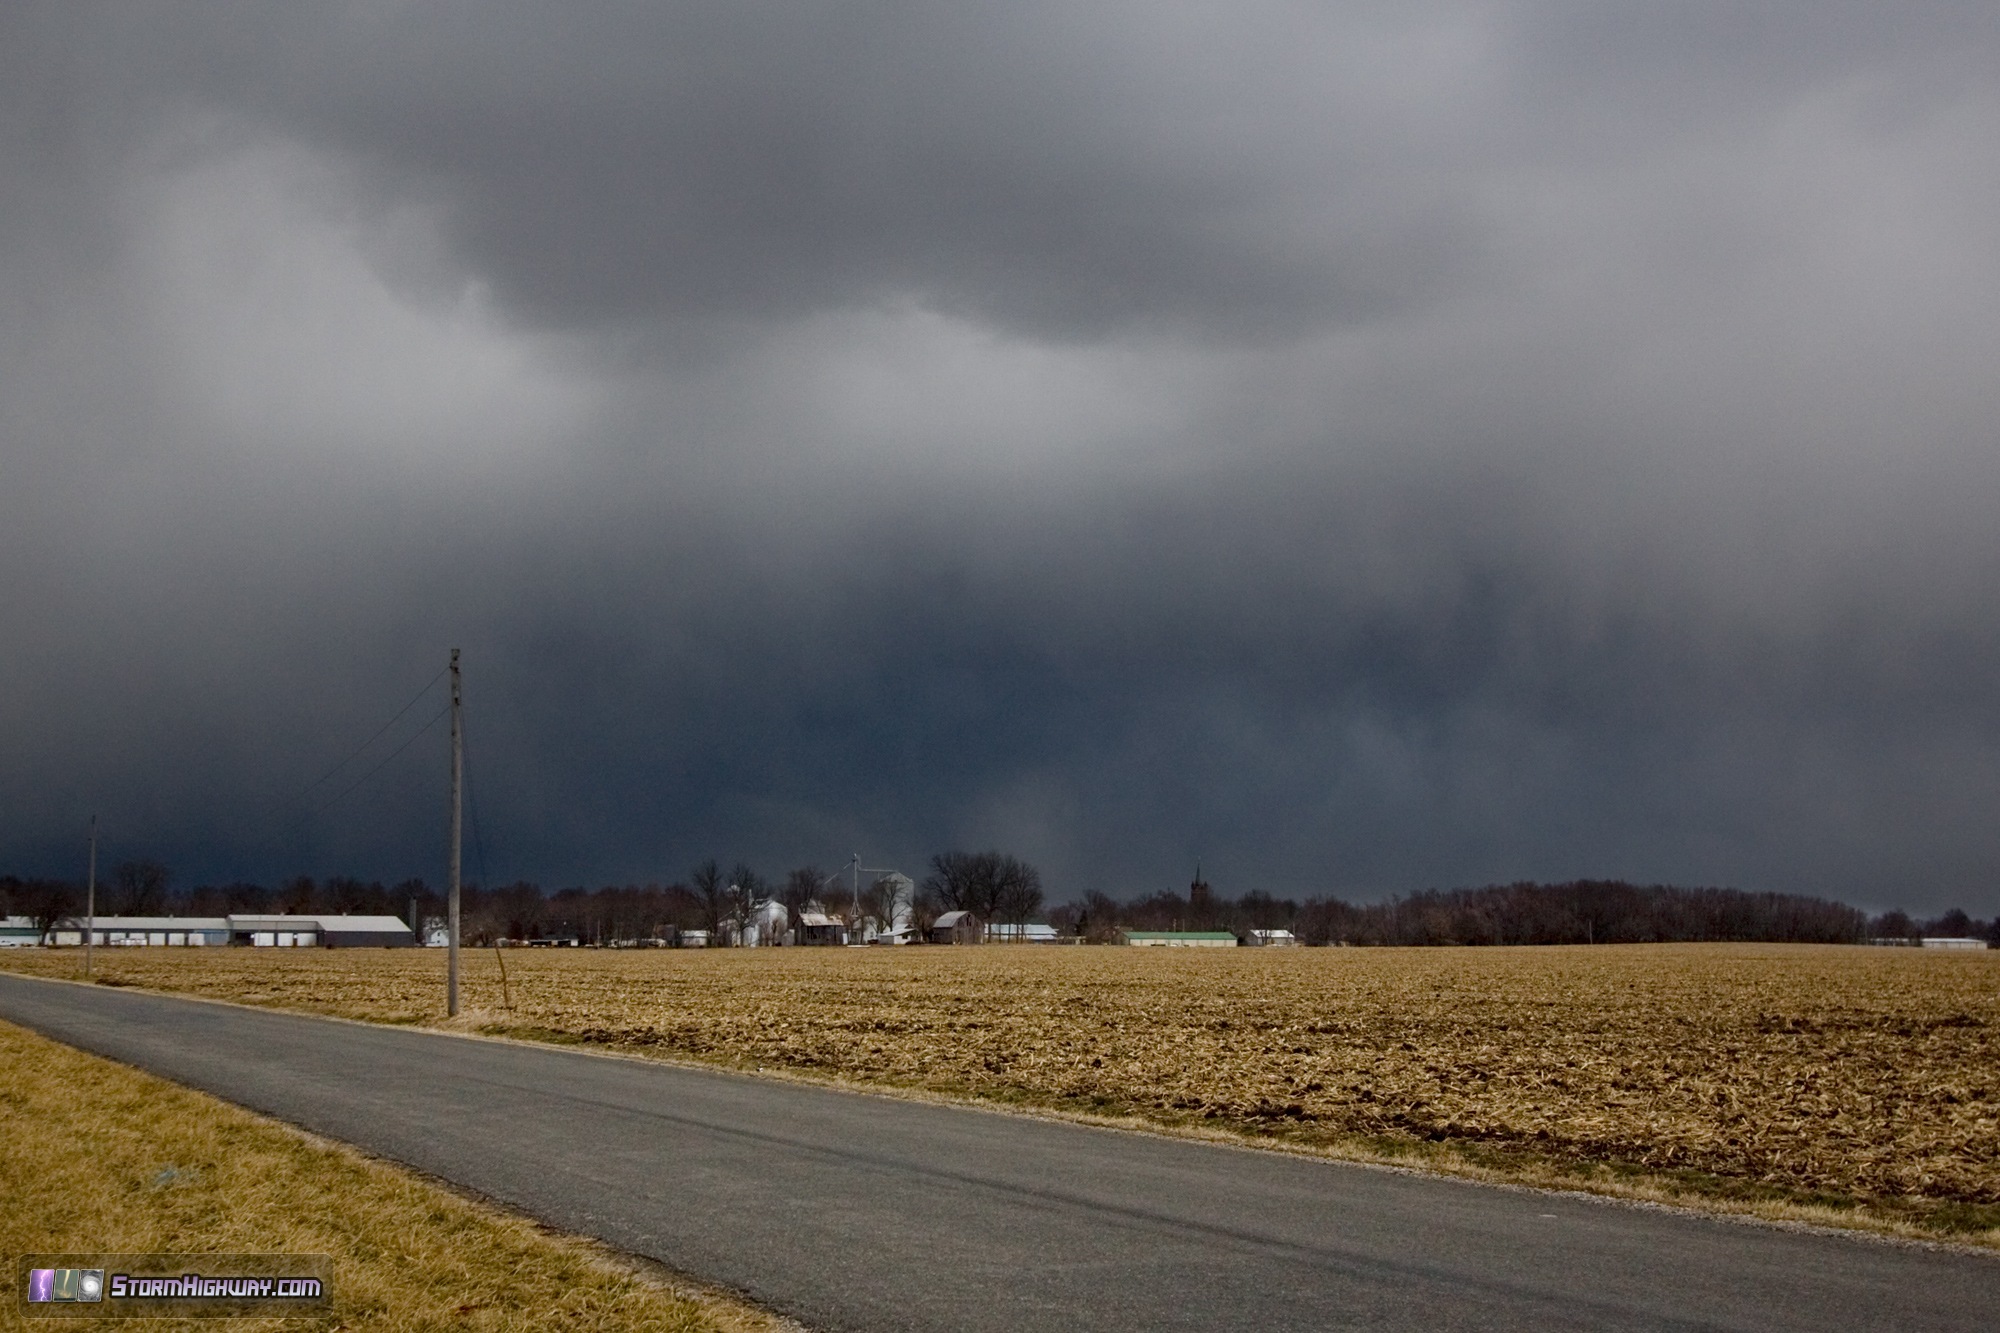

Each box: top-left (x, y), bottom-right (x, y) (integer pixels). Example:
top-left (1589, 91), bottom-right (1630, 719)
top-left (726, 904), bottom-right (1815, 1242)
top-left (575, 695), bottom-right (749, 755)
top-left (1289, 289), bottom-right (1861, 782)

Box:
top-left (2, 973), bottom-right (1993, 1332)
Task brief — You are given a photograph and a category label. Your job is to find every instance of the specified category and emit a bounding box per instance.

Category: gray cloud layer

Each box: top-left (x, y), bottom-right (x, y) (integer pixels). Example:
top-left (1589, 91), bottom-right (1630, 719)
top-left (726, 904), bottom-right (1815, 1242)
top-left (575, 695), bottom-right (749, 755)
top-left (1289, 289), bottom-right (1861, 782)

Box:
top-left (5, 2), bottom-right (1999, 912)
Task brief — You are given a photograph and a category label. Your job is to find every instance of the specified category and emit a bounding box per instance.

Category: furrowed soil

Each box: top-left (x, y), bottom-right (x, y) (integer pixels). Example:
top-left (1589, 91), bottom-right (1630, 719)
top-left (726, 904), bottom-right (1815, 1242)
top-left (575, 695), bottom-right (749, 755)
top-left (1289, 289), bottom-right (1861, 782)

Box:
top-left (6, 943), bottom-right (1996, 1243)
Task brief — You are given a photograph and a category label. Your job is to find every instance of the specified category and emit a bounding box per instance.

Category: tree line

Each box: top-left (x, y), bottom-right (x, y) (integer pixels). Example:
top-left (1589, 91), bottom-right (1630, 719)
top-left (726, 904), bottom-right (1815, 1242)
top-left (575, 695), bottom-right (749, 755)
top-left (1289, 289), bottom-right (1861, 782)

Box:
top-left (0, 848), bottom-right (1047, 946)
top-left (1052, 878), bottom-right (1995, 947)
top-left (6, 863), bottom-right (1994, 948)
top-left (1, 864), bottom-right (430, 940)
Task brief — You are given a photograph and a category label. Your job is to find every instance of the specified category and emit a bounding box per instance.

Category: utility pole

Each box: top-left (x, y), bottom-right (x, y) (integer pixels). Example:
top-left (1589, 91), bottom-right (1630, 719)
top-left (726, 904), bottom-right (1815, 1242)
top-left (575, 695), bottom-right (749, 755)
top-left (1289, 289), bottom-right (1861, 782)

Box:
top-left (448, 649), bottom-right (462, 1017)
top-left (850, 853), bottom-right (861, 942)
top-left (84, 815), bottom-right (97, 978)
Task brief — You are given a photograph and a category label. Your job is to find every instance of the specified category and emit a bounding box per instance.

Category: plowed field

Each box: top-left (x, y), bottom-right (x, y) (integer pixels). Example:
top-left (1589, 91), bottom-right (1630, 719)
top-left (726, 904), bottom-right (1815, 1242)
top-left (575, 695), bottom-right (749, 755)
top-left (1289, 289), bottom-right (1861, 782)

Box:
top-left (8, 943), bottom-right (1996, 1233)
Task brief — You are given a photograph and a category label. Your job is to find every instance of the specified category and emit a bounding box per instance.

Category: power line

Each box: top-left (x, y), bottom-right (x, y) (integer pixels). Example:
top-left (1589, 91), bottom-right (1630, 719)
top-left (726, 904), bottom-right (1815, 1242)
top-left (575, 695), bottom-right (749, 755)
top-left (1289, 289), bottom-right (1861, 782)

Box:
top-left (299, 666), bottom-right (448, 800)
top-left (305, 700), bottom-right (452, 823)
top-left (462, 714), bottom-right (493, 891)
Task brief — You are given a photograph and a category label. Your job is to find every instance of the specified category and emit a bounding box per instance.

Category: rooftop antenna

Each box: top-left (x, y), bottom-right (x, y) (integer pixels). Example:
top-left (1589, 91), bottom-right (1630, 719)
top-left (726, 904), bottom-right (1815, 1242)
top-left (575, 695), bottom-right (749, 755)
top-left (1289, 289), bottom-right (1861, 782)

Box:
top-left (447, 649), bottom-right (462, 1017)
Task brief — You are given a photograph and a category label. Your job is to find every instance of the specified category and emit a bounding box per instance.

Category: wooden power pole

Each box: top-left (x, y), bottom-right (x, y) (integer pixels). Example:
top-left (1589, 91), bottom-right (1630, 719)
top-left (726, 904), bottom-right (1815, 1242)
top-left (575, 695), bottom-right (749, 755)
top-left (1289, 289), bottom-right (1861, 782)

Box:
top-left (84, 815), bottom-right (97, 978)
top-left (448, 649), bottom-right (462, 1017)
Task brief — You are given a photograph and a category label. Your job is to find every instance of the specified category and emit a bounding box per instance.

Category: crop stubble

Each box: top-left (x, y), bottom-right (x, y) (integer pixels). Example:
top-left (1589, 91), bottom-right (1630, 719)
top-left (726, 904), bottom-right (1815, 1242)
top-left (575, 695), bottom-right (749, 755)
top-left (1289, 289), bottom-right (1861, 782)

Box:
top-left (6, 943), bottom-right (1995, 1223)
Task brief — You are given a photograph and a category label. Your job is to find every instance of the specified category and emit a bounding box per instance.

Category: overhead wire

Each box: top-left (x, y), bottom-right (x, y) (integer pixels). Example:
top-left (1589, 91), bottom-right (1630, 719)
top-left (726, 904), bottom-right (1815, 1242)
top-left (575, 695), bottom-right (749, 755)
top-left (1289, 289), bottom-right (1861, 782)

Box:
top-left (298, 666), bottom-right (448, 801)
top-left (304, 700), bottom-right (452, 823)
top-left (462, 712), bottom-right (493, 892)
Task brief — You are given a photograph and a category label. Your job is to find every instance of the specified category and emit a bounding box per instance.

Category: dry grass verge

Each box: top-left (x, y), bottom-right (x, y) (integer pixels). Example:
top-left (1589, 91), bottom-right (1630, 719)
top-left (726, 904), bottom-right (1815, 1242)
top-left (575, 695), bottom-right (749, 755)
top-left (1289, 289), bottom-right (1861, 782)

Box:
top-left (0, 1018), bottom-right (790, 1331)
top-left (5, 942), bottom-right (1997, 1247)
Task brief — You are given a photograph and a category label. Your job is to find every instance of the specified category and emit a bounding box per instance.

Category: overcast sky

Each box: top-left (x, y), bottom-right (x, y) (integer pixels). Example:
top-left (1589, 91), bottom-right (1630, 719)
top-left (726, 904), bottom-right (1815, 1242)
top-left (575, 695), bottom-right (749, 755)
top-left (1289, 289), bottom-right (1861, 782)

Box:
top-left (5, 3), bottom-right (1999, 913)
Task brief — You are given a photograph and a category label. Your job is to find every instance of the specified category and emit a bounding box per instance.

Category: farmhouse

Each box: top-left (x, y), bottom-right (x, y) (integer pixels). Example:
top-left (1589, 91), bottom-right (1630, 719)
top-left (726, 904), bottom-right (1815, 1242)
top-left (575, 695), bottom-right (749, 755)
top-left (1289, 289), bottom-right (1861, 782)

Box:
top-left (1243, 929), bottom-right (1299, 947)
top-left (1123, 931), bottom-right (1239, 947)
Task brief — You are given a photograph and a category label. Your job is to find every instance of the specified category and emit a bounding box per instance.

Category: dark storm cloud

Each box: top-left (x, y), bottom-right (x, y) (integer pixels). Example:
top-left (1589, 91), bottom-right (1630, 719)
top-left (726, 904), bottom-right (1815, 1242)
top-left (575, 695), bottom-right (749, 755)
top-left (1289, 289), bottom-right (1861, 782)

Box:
top-left (4, 2), bottom-right (2000, 915)
top-left (11, 0), bottom-right (1490, 338)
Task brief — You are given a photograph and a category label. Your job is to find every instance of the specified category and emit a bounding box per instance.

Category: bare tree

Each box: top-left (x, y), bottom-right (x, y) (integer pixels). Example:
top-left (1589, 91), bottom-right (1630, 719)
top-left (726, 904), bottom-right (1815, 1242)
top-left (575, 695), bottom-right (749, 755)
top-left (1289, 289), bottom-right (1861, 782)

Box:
top-left (690, 860), bottom-right (727, 937)
top-left (279, 875), bottom-right (316, 914)
top-left (1076, 889), bottom-right (1121, 941)
top-left (325, 876), bottom-right (373, 914)
top-left (908, 882), bottom-right (943, 938)
top-left (112, 860), bottom-right (171, 915)
top-left (220, 881), bottom-right (273, 912)
top-left (923, 851), bottom-right (987, 913)
top-left (994, 860), bottom-right (1043, 924)
top-left (28, 880), bottom-right (77, 944)
top-left (781, 866), bottom-right (824, 917)
top-left (1925, 908), bottom-right (1975, 938)
top-left (490, 882), bottom-right (546, 940)
top-left (860, 874), bottom-right (908, 938)
top-left (925, 850), bottom-right (1042, 923)
top-left (726, 863), bottom-right (765, 944)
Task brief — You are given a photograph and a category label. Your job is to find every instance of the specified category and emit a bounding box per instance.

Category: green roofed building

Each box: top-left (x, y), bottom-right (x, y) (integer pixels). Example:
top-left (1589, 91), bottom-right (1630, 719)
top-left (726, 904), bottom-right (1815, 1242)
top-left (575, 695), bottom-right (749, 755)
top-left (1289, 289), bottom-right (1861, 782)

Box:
top-left (1122, 931), bottom-right (1239, 947)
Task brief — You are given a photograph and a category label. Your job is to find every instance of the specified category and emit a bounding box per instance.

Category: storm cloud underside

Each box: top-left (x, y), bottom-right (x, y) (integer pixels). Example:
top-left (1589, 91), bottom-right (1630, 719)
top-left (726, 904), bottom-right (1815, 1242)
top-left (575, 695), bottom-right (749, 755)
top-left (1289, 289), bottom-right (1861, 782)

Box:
top-left (4, 2), bottom-right (1999, 912)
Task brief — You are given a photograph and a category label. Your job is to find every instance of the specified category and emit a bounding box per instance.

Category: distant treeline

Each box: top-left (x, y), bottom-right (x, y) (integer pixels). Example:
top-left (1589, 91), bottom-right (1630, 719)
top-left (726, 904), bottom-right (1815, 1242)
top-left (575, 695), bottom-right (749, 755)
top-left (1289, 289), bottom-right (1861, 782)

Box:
top-left (1266, 881), bottom-right (1874, 947)
top-left (1049, 878), bottom-right (1993, 947)
top-left (5, 865), bottom-right (1995, 948)
top-left (0, 867), bottom-right (670, 945)
top-left (0, 864), bottom-right (428, 935)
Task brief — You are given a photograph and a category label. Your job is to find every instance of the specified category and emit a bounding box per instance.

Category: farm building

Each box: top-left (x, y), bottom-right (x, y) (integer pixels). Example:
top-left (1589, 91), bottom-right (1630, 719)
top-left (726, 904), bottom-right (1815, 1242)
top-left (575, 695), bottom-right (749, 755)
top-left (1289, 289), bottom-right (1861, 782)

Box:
top-left (1123, 931), bottom-right (1239, 947)
top-left (929, 911), bottom-right (983, 944)
top-left (1921, 937), bottom-right (1989, 950)
top-left (719, 899), bottom-right (789, 947)
top-left (1243, 929), bottom-right (1300, 947)
top-left (1, 915), bottom-right (47, 946)
top-left (794, 912), bottom-right (848, 946)
top-left (237, 914), bottom-right (414, 947)
top-left (986, 923), bottom-right (1061, 943)
top-left (33, 913), bottom-right (414, 948)
top-left (81, 916), bottom-right (232, 946)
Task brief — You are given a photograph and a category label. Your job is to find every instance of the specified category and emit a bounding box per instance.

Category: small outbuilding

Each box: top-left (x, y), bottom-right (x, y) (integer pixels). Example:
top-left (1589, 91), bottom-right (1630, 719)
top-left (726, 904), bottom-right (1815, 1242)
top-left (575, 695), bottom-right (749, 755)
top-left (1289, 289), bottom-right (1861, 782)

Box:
top-left (929, 910), bottom-right (983, 945)
top-left (795, 912), bottom-right (848, 946)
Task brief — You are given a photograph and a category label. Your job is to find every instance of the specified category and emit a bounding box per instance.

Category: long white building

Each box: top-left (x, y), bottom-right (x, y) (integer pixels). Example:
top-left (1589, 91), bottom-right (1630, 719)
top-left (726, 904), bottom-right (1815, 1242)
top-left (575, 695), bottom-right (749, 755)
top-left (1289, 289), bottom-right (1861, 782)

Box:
top-left (1, 913), bottom-right (415, 948)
